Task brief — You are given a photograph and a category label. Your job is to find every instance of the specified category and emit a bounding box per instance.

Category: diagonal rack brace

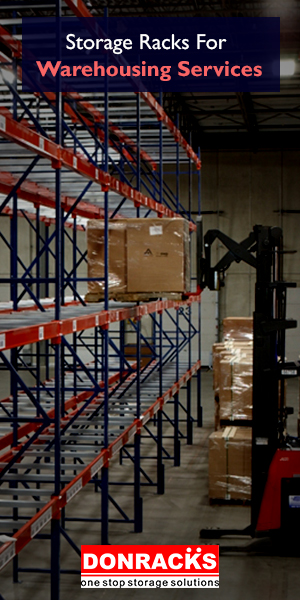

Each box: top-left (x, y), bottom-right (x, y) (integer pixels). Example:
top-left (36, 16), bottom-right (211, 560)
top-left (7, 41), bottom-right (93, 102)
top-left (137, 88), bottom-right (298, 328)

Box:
top-left (0, 108), bottom-right (196, 229)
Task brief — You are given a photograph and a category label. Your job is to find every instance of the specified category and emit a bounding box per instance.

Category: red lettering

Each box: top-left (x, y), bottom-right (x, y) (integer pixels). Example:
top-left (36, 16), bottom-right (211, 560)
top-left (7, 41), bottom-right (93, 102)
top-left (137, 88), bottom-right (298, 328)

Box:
top-left (241, 65), bottom-right (252, 77)
top-left (231, 65), bottom-right (240, 77)
top-left (82, 66), bottom-right (93, 77)
top-left (178, 61), bottom-right (190, 77)
top-left (254, 65), bottom-right (262, 77)
top-left (191, 65), bottom-right (202, 76)
top-left (36, 60), bottom-right (61, 77)
top-left (204, 65), bottom-right (212, 76)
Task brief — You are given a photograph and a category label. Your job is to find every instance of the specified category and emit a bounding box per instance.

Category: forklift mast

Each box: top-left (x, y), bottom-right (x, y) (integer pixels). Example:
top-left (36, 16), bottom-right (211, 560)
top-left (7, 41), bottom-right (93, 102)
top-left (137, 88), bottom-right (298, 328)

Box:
top-left (198, 220), bottom-right (298, 535)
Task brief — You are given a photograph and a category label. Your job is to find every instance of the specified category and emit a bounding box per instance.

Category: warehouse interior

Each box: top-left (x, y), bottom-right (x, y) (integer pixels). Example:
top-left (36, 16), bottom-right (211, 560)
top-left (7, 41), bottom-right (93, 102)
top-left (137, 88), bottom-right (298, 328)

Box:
top-left (0, 1), bottom-right (300, 599)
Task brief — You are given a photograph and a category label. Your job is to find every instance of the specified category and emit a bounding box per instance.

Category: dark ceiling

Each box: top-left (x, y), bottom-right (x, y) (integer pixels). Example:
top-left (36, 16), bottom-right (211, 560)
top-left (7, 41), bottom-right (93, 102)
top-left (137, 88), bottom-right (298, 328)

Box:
top-left (0, 0), bottom-right (300, 152)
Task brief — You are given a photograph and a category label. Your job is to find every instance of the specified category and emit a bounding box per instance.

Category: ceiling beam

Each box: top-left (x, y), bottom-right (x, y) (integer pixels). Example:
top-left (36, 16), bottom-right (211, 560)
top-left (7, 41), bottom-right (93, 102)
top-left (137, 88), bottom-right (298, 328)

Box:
top-left (236, 92), bottom-right (259, 150)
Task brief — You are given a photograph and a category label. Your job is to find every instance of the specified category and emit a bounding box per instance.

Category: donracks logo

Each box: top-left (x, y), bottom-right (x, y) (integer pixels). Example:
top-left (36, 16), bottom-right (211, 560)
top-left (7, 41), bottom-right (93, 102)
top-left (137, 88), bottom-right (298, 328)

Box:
top-left (81, 545), bottom-right (219, 589)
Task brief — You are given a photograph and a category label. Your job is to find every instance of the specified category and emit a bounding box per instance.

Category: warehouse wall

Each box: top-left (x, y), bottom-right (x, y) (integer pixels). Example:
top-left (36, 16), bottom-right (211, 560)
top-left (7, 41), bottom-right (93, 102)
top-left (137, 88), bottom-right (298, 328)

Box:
top-left (200, 150), bottom-right (300, 333)
top-left (165, 149), bottom-right (300, 357)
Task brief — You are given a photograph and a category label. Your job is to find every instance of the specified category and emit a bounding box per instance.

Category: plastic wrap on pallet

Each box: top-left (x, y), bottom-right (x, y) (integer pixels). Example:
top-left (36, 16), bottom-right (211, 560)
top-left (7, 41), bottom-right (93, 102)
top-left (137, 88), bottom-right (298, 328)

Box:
top-left (212, 344), bottom-right (231, 429)
top-left (212, 343), bottom-right (226, 393)
top-left (85, 218), bottom-right (190, 301)
top-left (212, 344), bottom-right (240, 393)
top-left (223, 317), bottom-right (253, 341)
top-left (86, 219), bottom-right (127, 297)
top-left (208, 426), bottom-right (252, 501)
top-left (219, 356), bottom-right (253, 421)
top-left (212, 337), bottom-right (253, 428)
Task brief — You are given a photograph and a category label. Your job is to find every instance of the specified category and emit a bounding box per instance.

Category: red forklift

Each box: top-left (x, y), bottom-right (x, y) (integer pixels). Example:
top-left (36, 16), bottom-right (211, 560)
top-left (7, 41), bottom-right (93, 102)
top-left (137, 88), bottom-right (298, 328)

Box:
top-left (198, 222), bottom-right (300, 553)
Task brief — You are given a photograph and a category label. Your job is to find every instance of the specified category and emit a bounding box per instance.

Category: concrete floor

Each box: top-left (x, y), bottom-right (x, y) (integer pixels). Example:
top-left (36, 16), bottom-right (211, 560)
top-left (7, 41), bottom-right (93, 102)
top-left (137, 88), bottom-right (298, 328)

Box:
top-left (1, 371), bottom-right (300, 599)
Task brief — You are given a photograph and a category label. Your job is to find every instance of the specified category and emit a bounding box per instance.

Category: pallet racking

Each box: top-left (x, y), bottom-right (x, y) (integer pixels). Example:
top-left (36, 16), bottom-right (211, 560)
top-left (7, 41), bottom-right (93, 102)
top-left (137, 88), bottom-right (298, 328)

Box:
top-left (0, 2), bottom-right (202, 598)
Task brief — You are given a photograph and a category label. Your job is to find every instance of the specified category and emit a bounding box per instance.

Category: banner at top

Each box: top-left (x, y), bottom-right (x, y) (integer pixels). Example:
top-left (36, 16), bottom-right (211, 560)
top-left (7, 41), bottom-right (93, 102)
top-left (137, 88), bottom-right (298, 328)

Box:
top-left (22, 17), bottom-right (280, 93)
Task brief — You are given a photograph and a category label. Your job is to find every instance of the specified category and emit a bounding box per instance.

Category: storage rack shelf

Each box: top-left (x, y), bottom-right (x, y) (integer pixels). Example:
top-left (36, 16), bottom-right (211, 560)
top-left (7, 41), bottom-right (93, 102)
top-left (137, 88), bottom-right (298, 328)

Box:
top-left (0, 2), bottom-right (202, 598)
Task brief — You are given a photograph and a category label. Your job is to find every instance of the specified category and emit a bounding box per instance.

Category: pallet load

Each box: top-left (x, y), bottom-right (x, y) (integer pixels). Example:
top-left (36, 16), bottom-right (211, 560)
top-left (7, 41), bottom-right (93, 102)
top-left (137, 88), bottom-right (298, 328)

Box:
top-left (85, 218), bottom-right (190, 302)
top-left (222, 316), bottom-right (253, 342)
top-left (209, 317), bottom-right (253, 501)
top-left (209, 426), bottom-right (252, 502)
top-left (212, 341), bottom-right (253, 428)
top-left (218, 354), bottom-right (253, 422)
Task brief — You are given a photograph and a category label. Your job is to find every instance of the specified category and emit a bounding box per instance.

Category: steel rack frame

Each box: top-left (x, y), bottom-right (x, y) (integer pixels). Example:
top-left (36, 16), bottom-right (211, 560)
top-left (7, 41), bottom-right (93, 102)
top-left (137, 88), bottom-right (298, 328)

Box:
top-left (0, 3), bottom-right (202, 598)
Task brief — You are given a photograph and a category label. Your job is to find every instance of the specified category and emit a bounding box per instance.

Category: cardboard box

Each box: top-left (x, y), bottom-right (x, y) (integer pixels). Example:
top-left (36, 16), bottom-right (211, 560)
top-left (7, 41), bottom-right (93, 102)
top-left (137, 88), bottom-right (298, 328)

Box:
top-left (126, 219), bottom-right (190, 293)
top-left (213, 342), bottom-right (253, 427)
top-left (86, 218), bottom-right (190, 298)
top-left (212, 343), bottom-right (226, 393)
top-left (212, 341), bottom-right (253, 394)
top-left (223, 317), bottom-right (253, 341)
top-left (232, 361), bottom-right (252, 420)
top-left (218, 359), bottom-right (233, 406)
top-left (209, 427), bottom-right (252, 501)
top-left (86, 220), bottom-right (127, 296)
top-left (218, 358), bottom-right (253, 421)
top-left (213, 350), bottom-right (232, 396)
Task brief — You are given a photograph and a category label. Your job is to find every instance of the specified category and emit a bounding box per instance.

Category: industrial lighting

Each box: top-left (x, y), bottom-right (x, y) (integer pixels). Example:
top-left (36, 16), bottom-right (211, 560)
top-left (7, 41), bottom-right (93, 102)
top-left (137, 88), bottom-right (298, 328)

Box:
top-left (280, 59), bottom-right (296, 77)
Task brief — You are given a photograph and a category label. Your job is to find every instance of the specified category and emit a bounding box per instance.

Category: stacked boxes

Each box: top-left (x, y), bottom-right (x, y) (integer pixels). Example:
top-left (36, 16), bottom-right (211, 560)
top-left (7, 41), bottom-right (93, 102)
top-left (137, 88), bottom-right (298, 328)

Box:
top-left (213, 340), bottom-right (253, 426)
top-left (223, 317), bottom-right (253, 342)
top-left (209, 426), bottom-right (252, 501)
top-left (209, 317), bottom-right (253, 501)
top-left (218, 352), bottom-right (253, 422)
top-left (85, 218), bottom-right (190, 301)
